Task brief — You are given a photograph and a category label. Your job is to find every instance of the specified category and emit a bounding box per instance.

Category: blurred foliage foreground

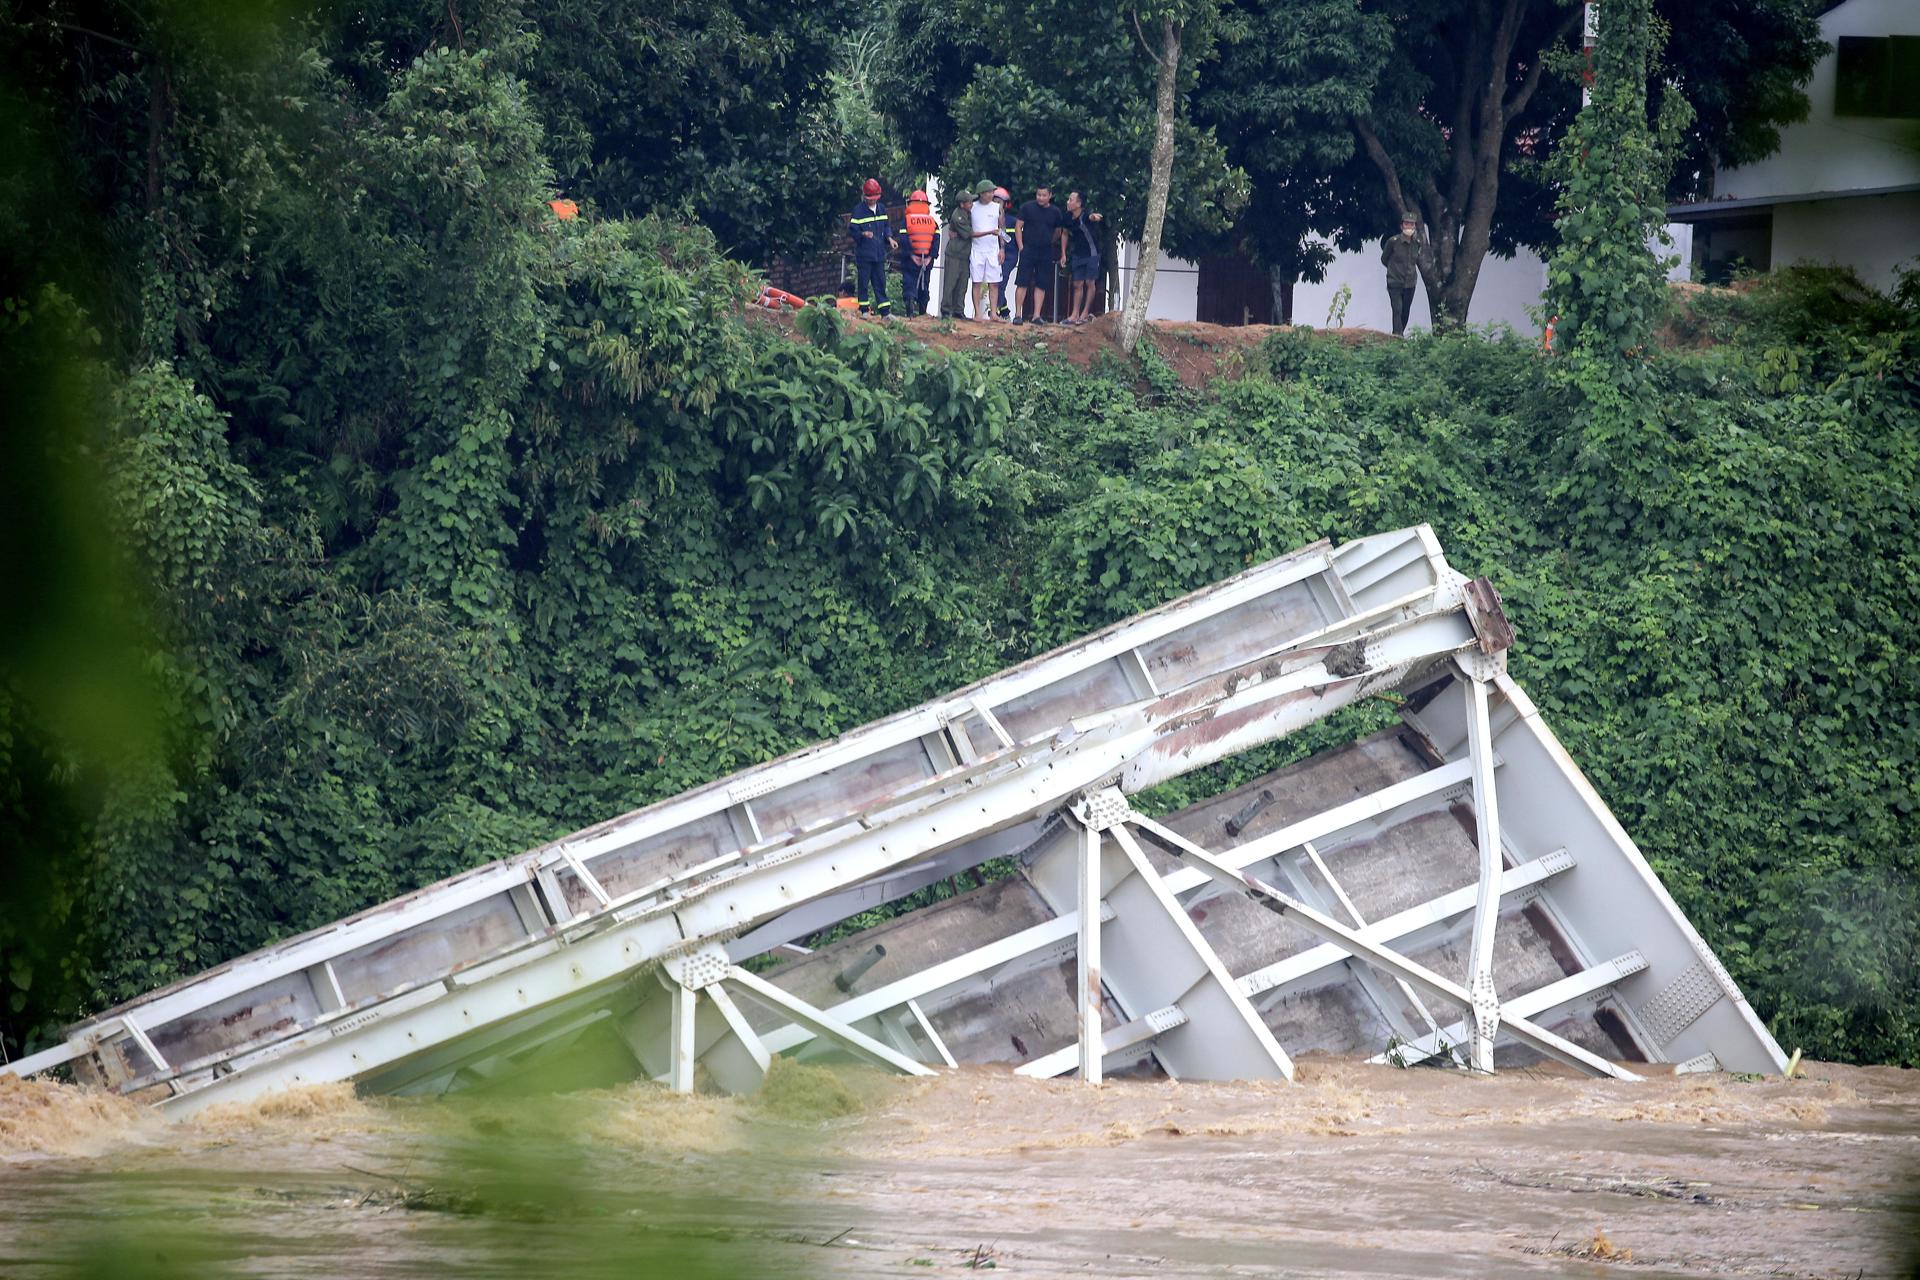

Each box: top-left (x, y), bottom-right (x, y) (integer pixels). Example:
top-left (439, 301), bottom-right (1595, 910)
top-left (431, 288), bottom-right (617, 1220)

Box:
top-left (1, 27), bottom-right (1914, 1077)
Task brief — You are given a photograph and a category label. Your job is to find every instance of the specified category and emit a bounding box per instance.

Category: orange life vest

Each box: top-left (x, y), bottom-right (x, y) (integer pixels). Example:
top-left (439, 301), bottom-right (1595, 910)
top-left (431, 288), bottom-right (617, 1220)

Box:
top-left (905, 196), bottom-right (938, 257)
top-left (547, 198), bottom-right (579, 221)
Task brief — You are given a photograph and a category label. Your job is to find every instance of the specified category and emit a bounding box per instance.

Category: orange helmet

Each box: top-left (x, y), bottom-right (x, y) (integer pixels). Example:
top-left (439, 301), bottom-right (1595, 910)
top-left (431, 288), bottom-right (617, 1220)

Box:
top-left (909, 189), bottom-right (929, 202)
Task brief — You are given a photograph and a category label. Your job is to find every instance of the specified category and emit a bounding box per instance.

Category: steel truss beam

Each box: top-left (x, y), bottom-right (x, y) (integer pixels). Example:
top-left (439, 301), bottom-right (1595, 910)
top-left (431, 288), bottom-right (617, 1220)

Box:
top-left (1371, 951), bottom-right (1649, 1068)
top-left (1121, 803), bottom-right (1642, 1081)
top-left (7, 526), bottom-right (1788, 1113)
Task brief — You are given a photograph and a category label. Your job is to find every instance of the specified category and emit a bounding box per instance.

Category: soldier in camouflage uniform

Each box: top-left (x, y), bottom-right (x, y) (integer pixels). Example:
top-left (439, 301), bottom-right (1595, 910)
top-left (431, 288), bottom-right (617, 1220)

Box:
top-left (1380, 211), bottom-right (1430, 336)
top-left (941, 189), bottom-right (975, 319)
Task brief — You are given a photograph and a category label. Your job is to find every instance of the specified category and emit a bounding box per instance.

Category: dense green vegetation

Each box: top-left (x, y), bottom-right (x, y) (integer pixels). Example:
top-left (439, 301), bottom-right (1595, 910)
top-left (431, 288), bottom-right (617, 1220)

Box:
top-left (1, 4), bottom-right (1913, 1070)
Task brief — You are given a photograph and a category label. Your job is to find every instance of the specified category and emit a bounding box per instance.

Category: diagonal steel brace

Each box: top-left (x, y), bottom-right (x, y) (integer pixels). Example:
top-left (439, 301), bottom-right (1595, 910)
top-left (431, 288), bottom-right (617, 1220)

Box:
top-left (1123, 808), bottom-right (1641, 1082)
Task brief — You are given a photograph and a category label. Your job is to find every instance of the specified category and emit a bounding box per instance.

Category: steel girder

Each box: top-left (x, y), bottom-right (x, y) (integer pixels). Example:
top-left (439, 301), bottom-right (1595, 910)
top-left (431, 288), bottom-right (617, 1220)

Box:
top-left (4, 527), bottom-right (1788, 1114)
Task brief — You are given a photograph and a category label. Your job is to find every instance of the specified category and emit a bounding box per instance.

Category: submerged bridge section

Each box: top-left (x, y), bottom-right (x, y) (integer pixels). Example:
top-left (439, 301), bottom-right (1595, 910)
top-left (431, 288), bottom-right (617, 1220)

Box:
top-left (5, 527), bottom-right (1787, 1113)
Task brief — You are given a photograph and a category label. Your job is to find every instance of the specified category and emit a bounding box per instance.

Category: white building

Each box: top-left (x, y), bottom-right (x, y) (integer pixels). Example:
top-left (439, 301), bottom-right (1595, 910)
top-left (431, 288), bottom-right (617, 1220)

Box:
top-left (1669, 0), bottom-right (1920, 291)
top-left (923, 2), bottom-right (1915, 333)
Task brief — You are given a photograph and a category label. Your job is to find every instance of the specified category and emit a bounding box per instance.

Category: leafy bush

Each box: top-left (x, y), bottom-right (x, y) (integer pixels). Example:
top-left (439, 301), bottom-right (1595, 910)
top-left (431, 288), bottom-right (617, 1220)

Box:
top-left (2, 14), bottom-right (1914, 1072)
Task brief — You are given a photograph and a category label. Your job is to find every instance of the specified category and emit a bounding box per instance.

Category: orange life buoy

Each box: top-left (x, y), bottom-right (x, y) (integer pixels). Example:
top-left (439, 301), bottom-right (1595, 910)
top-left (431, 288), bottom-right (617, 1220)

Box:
top-left (756, 286), bottom-right (808, 310)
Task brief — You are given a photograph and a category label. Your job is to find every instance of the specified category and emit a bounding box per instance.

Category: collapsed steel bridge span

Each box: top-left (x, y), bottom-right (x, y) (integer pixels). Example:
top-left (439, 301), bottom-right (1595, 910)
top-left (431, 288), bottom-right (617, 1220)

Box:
top-left (4, 527), bottom-right (1786, 1113)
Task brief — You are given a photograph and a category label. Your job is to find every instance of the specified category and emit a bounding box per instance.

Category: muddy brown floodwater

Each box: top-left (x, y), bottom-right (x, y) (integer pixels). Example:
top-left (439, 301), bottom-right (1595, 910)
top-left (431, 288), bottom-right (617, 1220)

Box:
top-left (2, 1056), bottom-right (1916, 1278)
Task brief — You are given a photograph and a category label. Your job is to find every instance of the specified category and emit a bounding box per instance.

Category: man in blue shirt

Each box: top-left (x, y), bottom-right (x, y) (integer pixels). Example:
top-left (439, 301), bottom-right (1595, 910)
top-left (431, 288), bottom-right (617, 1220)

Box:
top-left (849, 179), bottom-right (897, 317)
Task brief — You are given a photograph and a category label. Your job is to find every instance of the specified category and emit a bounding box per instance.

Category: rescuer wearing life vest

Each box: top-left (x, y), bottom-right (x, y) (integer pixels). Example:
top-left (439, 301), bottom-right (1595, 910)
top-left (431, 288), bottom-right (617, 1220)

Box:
top-left (900, 190), bottom-right (940, 318)
top-left (849, 179), bottom-right (897, 317)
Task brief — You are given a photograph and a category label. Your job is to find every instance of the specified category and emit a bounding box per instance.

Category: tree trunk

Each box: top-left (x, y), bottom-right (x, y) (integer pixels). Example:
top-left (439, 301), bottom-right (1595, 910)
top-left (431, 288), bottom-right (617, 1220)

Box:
top-left (1352, 0), bottom-right (1578, 331)
top-left (1118, 14), bottom-right (1181, 356)
top-left (1268, 265), bottom-right (1295, 325)
top-left (146, 50), bottom-right (172, 215)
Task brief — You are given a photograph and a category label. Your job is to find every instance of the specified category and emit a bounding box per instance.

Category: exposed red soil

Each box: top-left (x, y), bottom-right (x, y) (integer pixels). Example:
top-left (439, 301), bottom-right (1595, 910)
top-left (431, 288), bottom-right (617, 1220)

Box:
top-left (747, 307), bottom-right (1395, 389)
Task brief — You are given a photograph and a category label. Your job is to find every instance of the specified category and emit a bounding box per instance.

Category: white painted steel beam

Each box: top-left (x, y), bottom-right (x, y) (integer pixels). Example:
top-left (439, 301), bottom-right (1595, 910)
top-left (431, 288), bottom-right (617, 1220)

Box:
top-left (700, 981), bottom-right (772, 1093)
top-left (1372, 951), bottom-right (1649, 1067)
top-left (1156, 757), bottom-right (1477, 900)
top-left (1461, 674), bottom-right (1505, 1072)
top-left (668, 980), bottom-right (697, 1094)
top-left (1104, 822), bottom-right (1295, 1082)
top-left (1076, 822), bottom-right (1105, 1083)
top-left (906, 999), bottom-right (958, 1069)
top-left (1130, 810), bottom-right (1640, 1081)
top-left (722, 967), bottom-right (934, 1078)
top-left (1016, 1005), bottom-right (1189, 1079)
top-left (758, 903), bottom-right (1116, 1057)
top-left (1235, 850), bottom-right (1577, 999)
top-left (1299, 839), bottom-right (1440, 1036)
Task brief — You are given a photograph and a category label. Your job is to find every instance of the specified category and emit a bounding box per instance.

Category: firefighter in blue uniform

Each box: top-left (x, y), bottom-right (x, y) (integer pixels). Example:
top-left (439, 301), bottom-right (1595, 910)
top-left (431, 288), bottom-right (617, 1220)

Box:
top-left (849, 178), bottom-right (897, 317)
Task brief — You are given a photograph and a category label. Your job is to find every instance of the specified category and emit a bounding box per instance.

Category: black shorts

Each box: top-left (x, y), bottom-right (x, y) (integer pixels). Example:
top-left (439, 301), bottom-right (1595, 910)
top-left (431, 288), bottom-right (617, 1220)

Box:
top-left (1071, 254), bottom-right (1101, 282)
top-left (1015, 252), bottom-right (1056, 286)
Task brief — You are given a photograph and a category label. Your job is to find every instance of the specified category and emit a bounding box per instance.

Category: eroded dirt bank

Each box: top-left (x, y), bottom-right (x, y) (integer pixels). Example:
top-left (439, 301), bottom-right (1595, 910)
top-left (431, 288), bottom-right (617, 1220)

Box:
top-left (2, 1057), bottom-right (1915, 1277)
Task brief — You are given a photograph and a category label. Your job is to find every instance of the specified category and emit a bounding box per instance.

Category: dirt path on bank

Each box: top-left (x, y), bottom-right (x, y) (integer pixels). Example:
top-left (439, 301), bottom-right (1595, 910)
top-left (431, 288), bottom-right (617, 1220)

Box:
top-left (748, 309), bottom-right (1394, 389)
top-left (3, 1057), bottom-right (1915, 1277)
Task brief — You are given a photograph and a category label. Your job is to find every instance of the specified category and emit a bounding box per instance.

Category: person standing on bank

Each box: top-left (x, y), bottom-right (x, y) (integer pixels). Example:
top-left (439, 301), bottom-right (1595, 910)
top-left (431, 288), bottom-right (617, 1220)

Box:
top-left (942, 186), bottom-right (973, 318)
top-left (1061, 191), bottom-right (1105, 326)
top-left (850, 179), bottom-right (897, 317)
top-left (968, 180), bottom-right (1006, 323)
top-left (901, 189), bottom-right (939, 317)
top-left (991, 187), bottom-right (1014, 319)
top-left (1380, 211), bottom-right (1429, 337)
top-left (1012, 185), bottom-right (1067, 325)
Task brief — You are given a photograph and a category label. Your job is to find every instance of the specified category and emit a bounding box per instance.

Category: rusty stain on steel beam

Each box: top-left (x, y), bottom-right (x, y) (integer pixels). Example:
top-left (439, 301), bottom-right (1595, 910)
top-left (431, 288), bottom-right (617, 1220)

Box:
top-left (1462, 577), bottom-right (1515, 655)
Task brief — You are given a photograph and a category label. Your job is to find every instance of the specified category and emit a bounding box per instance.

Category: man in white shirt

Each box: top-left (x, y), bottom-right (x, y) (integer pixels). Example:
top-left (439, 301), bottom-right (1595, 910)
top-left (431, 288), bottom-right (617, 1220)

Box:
top-left (967, 180), bottom-right (1005, 324)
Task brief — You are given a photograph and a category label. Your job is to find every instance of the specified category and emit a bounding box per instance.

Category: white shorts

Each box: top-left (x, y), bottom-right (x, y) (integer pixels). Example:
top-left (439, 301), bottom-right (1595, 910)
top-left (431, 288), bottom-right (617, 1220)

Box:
top-left (969, 242), bottom-right (1002, 283)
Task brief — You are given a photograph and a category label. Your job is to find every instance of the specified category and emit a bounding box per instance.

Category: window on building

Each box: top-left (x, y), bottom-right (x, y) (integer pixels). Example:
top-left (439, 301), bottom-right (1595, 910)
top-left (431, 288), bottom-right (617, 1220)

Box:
top-left (1691, 212), bottom-right (1773, 286)
top-left (1835, 36), bottom-right (1920, 118)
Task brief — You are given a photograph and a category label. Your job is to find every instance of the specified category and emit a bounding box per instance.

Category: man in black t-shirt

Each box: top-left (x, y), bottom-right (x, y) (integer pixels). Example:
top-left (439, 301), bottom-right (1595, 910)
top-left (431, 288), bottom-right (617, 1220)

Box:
top-left (1061, 191), bottom-right (1107, 326)
top-left (1012, 186), bottom-right (1066, 324)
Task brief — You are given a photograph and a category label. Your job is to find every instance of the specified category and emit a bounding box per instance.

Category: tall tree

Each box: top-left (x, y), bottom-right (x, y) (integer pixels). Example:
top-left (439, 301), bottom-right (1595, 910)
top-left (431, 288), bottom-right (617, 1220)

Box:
top-left (1190, 0), bottom-right (1390, 322)
top-left (1252, 0), bottom-right (1823, 329)
top-left (1348, 0), bottom-right (1586, 328)
top-left (918, 0), bottom-right (1234, 351)
top-left (1119, 9), bottom-right (1183, 352)
top-left (1658, 0), bottom-right (1825, 199)
top-left (1544, 0), bottom-right (1690, 366)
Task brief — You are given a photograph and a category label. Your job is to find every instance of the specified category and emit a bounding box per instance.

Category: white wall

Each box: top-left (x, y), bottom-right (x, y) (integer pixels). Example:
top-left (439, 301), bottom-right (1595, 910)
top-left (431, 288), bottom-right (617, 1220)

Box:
top-left (1115, 241), bottom-right (1201, 321)
top-left (1772, 190), bottom-right (1920, 291)
top-left (1714, 0), bottom-right (1920, 202)
top-left (1296, 243), bottom-right (1551, 334)
top-left (1118, 241), bottom-right (1555, 335)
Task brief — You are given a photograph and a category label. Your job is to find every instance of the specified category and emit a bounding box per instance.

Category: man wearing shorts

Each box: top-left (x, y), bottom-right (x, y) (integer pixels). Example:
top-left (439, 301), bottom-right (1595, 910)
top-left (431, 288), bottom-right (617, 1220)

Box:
top-left (967, 180), bottom-right (1005, 323)
top-left (1012, 186), bottom-right (1066, 325)
top-left (1061, 192), bottom-right (1106, 326)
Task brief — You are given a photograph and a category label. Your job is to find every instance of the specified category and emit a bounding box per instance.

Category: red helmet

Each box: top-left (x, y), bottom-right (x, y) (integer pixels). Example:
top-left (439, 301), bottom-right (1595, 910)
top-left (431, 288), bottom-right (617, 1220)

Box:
top-left (862, 178), bottom-right (883, 198)
top-left (992, 186), bottom-right (1009, 202)
top-left (908, 189), bottom-right (929, 202)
